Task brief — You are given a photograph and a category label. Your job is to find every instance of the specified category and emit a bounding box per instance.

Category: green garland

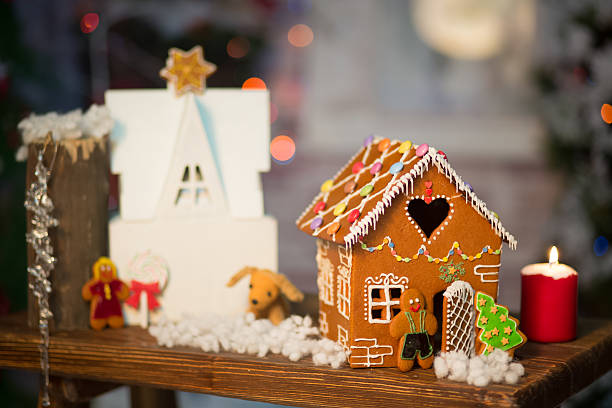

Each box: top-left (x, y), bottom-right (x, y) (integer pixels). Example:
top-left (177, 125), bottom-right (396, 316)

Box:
top-left (438, 261), bottom-right (465, 283)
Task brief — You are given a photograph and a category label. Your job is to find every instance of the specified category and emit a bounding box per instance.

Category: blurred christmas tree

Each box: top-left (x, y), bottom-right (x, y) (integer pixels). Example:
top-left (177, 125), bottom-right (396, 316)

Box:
top-left (534, 1), bottom-right (612, 317)
top-left (0, 2), bottom-right (39, 406)
top-left (0, 0), bottom-right (30, 314)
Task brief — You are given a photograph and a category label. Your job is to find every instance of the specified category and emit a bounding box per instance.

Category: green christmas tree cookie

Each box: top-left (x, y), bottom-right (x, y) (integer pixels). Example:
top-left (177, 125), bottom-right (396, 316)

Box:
top-left (475, 292), bottom-right (527, 356)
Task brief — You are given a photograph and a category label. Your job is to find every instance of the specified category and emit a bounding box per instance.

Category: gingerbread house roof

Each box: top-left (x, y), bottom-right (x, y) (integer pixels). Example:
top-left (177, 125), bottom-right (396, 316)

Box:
top-left (296, 137), bottom-right (517, 249)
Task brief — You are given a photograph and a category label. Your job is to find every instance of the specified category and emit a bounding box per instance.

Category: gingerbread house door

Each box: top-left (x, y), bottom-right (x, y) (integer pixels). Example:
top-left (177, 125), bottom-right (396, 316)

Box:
top-left (441, 280), bottom-right (476, 356)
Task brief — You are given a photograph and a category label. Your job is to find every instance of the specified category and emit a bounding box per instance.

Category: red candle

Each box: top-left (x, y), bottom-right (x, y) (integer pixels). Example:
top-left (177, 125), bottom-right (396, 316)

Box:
top-left (520, 246), bottom-right (578, 343)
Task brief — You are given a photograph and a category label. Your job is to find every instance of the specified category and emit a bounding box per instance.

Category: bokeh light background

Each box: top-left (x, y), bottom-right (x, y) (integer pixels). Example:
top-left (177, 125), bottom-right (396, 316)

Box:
top-left (3, 0), bottom-right (611, 344)
top-left (1, 0), bottom-right (611, 406)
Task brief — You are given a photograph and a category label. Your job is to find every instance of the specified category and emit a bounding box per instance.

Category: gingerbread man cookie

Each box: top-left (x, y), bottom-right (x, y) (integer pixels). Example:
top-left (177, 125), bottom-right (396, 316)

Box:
top-left (389, 288), bottom-right (438, 371)
top-left (82, 257), bottom-right (129, 330)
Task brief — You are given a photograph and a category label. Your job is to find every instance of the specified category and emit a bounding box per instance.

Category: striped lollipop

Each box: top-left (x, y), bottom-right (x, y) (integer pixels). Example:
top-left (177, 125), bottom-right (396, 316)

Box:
top-left (125, 250), bottom-right (170, 328)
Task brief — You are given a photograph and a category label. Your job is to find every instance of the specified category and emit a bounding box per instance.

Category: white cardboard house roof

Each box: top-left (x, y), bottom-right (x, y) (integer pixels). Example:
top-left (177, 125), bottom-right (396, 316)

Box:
top-left (105, 88), bottom-right (270, 221)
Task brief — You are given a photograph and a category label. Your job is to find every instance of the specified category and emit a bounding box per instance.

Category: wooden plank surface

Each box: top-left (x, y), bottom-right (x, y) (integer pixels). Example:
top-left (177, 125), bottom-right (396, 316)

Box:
top-left (1, 313), bottom-right (611, 408)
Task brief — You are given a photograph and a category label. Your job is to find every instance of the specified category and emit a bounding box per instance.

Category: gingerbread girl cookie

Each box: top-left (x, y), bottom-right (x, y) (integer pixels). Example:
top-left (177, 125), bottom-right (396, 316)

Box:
top-left (389, 288), bottom-right (438, 371)
top-left (82, 257), bottom-right (129, 330)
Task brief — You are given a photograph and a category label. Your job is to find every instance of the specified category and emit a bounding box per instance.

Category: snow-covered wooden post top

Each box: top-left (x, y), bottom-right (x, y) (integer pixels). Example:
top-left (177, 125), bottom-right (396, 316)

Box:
top-left (106, 46), bottom-right (278, 324)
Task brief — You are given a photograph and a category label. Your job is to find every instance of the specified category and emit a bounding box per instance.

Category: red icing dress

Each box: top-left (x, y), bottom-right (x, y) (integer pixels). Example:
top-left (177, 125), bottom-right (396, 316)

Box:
top-left (89, 280), bottom-right (125, 319)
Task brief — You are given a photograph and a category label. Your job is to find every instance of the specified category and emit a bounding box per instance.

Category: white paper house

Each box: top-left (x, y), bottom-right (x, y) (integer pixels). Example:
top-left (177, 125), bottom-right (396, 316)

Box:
top-left (106, 89), bottom-right (278, 324)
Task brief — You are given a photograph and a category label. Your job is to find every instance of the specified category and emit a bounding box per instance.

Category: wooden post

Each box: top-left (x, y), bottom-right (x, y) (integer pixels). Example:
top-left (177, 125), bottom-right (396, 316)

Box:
top-left (37, 376), bottom-right (120, 408)
top-left (130, 387), bottom-right (177, 408)
top-left (26, 136), bottom-right (109, 331)
top-left (60, 377), bottom-right (119, 404)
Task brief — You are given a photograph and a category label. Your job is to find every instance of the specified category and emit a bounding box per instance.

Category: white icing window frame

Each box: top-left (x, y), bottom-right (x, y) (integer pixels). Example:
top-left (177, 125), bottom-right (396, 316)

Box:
top-left (337, 325), bottom-right (349, 352)
top-left (338, 245), bottom-right (352, 268)
top-left (318, 264), bottom-right (334, 307)
top-left (336, 266), bottom-right (350, 320)
top-left (316, 250), bottom-right (334, 306)
top-left (364, 273), bottom-right (409, 324)
top-left (474, 263), bottom-right (501, 283)
top-left (319, 311), bottom-right (329, 336)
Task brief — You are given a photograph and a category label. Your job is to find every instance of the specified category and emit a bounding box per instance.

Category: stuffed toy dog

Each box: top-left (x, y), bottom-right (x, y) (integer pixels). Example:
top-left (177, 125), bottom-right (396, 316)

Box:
top-left (227, 266), bottom-right (304, 325)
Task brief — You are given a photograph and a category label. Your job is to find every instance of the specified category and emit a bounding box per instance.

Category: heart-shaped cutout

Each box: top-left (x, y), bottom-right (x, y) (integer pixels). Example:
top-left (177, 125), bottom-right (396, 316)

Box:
top-left (424, 181), bottom-right (433, 189)
top-left (407, 198), bottom-right (450, 238)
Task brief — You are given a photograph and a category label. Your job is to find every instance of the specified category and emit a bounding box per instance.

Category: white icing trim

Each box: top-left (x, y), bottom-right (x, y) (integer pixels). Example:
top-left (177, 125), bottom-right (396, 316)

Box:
top-left (316, 251), bottom-right (334, 306)
top-left (443, 280), bottom-right (474, 299)
top-left (310, 142), bottom-right (400, 237)
top-left (349, 338), bottom-right (393, 367)
top-left (364, 273), bottom-right (409, 323)
top-left (319, 311), bottom-right (329, 336)
top-left (405, 194), bottom-right (454, 243)
top-left (443, 281), bottom-right (475, 356)
top-left (474, 263), bottom-right (501, 283)
top-left (337, 324), bottom-right (349, 353)
top-left (342, 145), bottom-right (517, 249)
top-left (338, 244), bottom-right (352, 268)
top-left (336, 266), bottom-right (350, 320)
top-left (295, 144), bottom-right (370, 227)
top-left (432, 155), bottom-right (516, 249)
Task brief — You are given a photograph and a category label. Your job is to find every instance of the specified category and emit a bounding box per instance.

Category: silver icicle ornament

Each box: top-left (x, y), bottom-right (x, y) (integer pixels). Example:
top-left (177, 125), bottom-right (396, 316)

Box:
top-left (24, 136), bottom-right (58, 407)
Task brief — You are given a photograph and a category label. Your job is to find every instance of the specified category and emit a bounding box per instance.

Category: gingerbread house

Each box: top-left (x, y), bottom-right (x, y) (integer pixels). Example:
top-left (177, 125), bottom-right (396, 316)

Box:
top-left (296, 137), bottom-right (517, 368)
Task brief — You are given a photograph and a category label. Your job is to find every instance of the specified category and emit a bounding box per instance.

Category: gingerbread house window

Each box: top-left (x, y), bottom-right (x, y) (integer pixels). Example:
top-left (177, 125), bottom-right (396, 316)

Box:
top-left (338, 245), bottom-right (352, 268)
top-left (317, 259), bottom-right (334, 306)
top-left (365, 273), bottom-right (408, 324)
top-left (337, 266), bottom-right (350, 319)
top-left (315, 247), bottom-right (335, 306)
top-left (319, 311), bottom-right (329, 336)
top-left (337, 325), bottom-right (349, 352)
top-left (174, 164), bottom-right (211, 206)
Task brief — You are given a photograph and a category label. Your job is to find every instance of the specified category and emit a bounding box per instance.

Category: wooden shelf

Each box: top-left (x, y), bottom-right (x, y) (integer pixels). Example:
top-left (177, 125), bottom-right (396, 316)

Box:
top-left (1, 312), bottom-right (611, 408)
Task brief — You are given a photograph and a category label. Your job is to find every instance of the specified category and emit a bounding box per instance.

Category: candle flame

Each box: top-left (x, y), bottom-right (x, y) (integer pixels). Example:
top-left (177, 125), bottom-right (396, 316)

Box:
top-left (549, 246), bottom-right (559, 264)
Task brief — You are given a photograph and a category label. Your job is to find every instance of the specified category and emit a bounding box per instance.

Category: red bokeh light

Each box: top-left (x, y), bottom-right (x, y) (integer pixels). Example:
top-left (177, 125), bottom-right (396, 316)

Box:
top-left (80, 13), bottom-right (99, 34)
top-left (288, 24), bottom-right (313, 48)
top-left (227, 37), bottom-right (250, 59)
top-left (242, 77), bottom-right (267, 90)
top-left (270, 135), bottom-right (296, 164)
top-left (601, 104), bottom-right (612, 124)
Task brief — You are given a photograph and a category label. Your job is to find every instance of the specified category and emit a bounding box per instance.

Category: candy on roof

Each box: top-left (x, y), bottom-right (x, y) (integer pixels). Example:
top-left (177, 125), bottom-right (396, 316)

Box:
top-left (296, 137), bottom-right (517, 249)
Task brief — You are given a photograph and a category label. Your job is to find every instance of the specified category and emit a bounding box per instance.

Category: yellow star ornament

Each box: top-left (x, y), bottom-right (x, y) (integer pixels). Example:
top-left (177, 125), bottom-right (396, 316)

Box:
top-left (160, 46), bottom-right (217, 96)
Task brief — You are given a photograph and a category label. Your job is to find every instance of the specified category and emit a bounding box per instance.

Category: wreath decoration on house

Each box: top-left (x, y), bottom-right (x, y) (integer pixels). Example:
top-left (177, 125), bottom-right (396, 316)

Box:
top-left (439, 260), bottom-right (466, 283)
